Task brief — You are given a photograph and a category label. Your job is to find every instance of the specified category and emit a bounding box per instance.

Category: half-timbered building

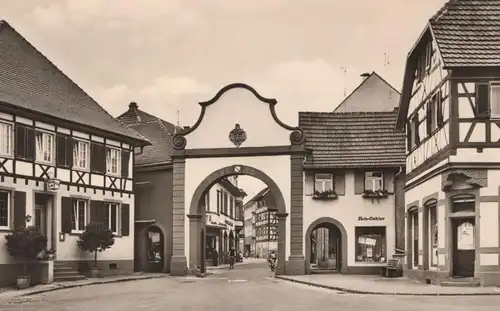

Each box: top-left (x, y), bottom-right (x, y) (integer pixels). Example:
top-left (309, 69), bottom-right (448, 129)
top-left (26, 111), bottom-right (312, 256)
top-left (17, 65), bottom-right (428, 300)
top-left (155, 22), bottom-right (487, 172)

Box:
top-left (396, 0), bottom-right (500, 286)
top-left (0, 20), bottom-right (149, 286)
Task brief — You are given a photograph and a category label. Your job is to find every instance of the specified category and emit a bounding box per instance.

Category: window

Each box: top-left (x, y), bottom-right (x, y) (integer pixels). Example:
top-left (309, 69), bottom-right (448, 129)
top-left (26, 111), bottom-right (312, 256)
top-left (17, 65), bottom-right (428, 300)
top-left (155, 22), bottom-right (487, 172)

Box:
top-left (35, 131), bottom-right (55, 164)
top-left (426, 95), bottom-right (438, 135)
top-left (106, 147), bottom-right (121, 175)
top-left (429, 206), bottom-right (438, 267)
top-left (410, 114), bottom-right (420, 148)
top-left (0, 122), bottom-right (13, 157)
top-left (425, 42), bottom-right (433, 69)
top-left (490, 83), bottom-right (500, 117)
top-left (314, 173), bottom-right (333, 192)
top-left (216, 190), bottom-right (221, 214)
top-left (223, 192), bottom-right (228, 214)
top-left (72, 199), bottom-right (88, 232)
top-left (230, 197), bottom-right (234, 218)
top-left (106, 203), bottom-right (120, 235)
top-left (73, 140), bottom-right (90, 170)
top-left (364, 172), bottom-right (384, 191)
top-left (0, 191), bottom-right (10, 230)
top-left (355, 226), bottom-right (386, 263)
top-left (411, 211), bottom-right (419, 268)
top-left (204, 192), bottom-right (210, 212)
top-left (451, 197), bottom-right (475, 213)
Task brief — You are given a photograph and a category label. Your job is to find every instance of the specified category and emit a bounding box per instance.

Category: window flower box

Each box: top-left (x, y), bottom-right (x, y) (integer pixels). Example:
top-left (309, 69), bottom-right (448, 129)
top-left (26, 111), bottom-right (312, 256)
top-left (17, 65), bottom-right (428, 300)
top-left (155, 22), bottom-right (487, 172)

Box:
top-left (313, 190), bottom-right (338, 200)
top-left (362, 189), bottom-right (389, 199)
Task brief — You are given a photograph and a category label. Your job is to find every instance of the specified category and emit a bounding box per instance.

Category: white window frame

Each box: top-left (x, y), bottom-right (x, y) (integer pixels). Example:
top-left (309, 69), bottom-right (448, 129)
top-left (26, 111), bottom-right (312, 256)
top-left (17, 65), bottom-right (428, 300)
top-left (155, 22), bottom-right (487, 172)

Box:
top-left (72, 199), bottom-right (88, 233)
top-left (106, 202), bottom-right (121, 235)
top-left (489, 82), bottom-right (500, 118)
top-left (0, 190), bottom-right (11, 230)
top-left (73, 139), bottom-right (90, 171)
top-left (106, 147), bottom-right (121, 176)
top-left (35, 130), bottom-right (55, 164)
top-left (365, 172), bottom-right (384, 191)
top-left (314, 173), bottom-right (333, 192)
top-left (0, 121), bottom-right (13, 157)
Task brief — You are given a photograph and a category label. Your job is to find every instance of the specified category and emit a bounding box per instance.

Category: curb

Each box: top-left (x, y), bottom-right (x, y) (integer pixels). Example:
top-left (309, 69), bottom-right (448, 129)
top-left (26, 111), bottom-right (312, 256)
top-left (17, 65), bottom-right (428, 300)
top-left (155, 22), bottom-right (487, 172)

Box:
top-left (275, 276), bottom-right (500, 296)
top-left (18, 275), bottom-right (168, 297)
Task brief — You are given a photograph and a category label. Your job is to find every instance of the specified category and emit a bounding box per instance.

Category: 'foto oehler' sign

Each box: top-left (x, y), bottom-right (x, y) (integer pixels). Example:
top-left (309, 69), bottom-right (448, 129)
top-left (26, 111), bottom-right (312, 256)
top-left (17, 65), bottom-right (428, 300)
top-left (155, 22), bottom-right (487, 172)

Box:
top-left (358, 216), bottom-right (385, 221)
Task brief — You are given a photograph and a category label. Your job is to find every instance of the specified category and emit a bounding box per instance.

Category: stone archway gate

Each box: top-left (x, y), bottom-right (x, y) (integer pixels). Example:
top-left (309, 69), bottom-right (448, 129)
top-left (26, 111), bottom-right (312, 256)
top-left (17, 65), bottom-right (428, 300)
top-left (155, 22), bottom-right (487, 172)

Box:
top-left (168, 83), bottom-right (307, 276)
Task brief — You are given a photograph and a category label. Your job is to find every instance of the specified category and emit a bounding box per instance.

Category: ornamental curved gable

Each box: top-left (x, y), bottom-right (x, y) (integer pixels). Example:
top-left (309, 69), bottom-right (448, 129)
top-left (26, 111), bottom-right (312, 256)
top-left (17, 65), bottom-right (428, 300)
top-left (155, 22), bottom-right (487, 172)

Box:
top-left (173, 83), bottom-right (305, 150)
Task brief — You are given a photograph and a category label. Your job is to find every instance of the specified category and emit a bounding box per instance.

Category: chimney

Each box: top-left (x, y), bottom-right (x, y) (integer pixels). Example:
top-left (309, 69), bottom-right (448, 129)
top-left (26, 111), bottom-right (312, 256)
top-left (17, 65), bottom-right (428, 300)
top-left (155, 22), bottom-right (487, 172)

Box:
top-left (129, 102), bottom-right (138, 111)
top-left (360, 72), bottom-right (371, 82)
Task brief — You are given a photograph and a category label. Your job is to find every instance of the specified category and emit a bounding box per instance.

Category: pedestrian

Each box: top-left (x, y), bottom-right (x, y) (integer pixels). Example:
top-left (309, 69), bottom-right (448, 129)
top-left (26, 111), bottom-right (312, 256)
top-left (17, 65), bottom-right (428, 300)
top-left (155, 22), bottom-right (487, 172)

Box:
top-left (228, 247), bottom-right (236, 269)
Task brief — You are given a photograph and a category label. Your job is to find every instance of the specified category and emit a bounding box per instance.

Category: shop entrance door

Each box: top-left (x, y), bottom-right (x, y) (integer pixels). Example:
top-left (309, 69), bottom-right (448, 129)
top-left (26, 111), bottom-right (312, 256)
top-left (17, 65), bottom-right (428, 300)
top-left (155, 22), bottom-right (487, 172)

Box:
top-left (452, 218), bottom-right (475, 278)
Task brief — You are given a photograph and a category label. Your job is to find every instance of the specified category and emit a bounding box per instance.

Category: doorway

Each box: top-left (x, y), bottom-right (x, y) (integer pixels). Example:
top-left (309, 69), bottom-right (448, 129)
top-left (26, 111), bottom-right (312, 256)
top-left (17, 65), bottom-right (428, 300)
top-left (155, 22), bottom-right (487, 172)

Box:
top-left (309, 223), bottom-right (342, 272)
top-left (34, 193), bottom-right (52, 247)
top-left (452, 218), bottom-right (475, 278)
top-left (146, 226), bottom-right (164, 273)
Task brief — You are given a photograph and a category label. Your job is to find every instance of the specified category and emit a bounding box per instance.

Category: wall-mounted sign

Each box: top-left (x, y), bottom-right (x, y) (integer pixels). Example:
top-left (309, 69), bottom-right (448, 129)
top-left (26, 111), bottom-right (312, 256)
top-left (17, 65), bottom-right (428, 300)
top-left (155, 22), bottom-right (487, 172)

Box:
top-left (225, 220), bottom-right (233, 227)
top-left (358, 216), bottom-right (385, 221)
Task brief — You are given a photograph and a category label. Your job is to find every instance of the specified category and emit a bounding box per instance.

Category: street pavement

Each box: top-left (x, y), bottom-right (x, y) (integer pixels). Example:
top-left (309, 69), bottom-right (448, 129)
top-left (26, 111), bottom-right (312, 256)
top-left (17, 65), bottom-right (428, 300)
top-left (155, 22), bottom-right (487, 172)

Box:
top-left (1, 261), bottom-right (499, 311)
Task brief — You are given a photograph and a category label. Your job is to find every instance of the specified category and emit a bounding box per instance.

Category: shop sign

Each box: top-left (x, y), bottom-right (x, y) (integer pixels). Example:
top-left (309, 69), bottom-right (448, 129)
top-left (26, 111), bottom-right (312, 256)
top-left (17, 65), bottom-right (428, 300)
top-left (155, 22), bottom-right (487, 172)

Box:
top-left (225, 220), bottom-right (233, 227)
top-left (358, 216), bottom-right (385, 221)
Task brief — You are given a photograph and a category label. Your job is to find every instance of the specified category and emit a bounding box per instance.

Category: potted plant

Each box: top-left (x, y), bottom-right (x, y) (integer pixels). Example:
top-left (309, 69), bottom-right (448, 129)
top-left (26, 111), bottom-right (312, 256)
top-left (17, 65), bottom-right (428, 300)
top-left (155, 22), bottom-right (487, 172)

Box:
top-left (37, 248), bottom-right (56, 260)
top-left (313, 189), bottom-right (338, 200)
top-left (77, 222), bottom-right (115, 278)
top-left (362, 189), bottom-right (389, 199)
top-left (5, 226), bottom-right (47, 289)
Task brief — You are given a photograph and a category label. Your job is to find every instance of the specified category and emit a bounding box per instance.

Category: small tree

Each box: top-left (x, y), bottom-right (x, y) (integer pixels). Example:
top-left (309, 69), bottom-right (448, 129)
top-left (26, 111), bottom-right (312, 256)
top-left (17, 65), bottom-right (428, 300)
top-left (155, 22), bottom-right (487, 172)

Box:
top-left (77, 222), bottom-right (115, 268)
top-left (5, 226), bottom-right (47, 276)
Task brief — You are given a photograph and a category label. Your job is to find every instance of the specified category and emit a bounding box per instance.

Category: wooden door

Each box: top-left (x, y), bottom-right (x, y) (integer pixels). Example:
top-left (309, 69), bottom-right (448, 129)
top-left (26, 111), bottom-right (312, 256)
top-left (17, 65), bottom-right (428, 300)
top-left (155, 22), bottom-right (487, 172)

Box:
top-left (452, 218), bottom-right (475, 277)
top-left (34, 204), bottom-right (46, 235)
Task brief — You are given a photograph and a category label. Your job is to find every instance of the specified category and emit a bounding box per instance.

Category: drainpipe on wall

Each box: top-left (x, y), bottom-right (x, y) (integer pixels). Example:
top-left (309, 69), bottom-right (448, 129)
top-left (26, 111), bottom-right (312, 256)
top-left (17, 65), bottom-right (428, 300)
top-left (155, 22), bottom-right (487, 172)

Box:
top-left (394, 166), bottom-right (405, 256)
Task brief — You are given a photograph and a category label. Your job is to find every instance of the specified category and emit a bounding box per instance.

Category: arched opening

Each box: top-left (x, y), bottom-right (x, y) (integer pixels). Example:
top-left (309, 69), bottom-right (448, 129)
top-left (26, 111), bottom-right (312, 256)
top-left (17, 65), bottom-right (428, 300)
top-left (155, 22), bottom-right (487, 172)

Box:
top-left (305, 217), bottom-right (347, 274)
top-left (146, 226), bottom-right (164, 273)
top-left (187, 164), bottom-right (287, 275)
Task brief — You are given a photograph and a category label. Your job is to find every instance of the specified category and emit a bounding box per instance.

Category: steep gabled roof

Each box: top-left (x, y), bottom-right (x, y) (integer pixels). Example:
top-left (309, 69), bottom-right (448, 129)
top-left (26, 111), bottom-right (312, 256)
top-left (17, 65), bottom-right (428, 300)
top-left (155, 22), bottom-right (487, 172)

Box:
top-left (300, 111), bottom-right (406, 169)
top-left (117, 102), bottom-right (178, 166)
top-left (396, 0), bottom-right (500, 128)
top-left (244, 187), bottom-right (270, 207)
top-left (430, 0), bottom-right (500, 68)
top-left (333, 72), bottom-right (401, 113)
top-left (0, 20), bottom-right (149, 146)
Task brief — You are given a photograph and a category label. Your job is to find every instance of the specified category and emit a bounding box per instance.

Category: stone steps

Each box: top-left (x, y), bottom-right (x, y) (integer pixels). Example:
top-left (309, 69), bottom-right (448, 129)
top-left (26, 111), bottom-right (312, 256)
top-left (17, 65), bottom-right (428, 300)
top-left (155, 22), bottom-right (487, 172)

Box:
top-left (440, 278), bottom-right (481, 287)
top-left (54, 262), bottom-right (87, 282)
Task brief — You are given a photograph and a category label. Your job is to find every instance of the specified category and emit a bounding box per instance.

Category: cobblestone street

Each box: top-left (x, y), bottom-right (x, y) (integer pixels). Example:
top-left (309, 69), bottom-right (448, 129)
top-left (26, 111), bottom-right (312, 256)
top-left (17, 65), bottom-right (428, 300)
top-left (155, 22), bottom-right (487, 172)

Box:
top-left (0, 262), bottom-right (499, 311)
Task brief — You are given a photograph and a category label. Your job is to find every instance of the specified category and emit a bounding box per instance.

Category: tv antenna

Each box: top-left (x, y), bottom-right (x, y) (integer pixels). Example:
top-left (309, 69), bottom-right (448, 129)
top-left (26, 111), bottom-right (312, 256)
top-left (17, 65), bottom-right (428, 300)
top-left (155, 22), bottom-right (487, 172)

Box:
top-left (340, 66), bottom-right (347, 97)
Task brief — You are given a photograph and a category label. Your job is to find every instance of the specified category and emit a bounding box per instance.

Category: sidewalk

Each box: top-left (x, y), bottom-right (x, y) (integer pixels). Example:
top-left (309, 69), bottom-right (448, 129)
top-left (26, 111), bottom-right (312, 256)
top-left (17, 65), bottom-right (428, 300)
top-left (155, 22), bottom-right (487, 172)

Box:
top-left (207, 258), bottom-right (265, 270)
top-left (0, 272), bottom-right (167, 301)
top-left (276, 274), bottom-right (500, 296)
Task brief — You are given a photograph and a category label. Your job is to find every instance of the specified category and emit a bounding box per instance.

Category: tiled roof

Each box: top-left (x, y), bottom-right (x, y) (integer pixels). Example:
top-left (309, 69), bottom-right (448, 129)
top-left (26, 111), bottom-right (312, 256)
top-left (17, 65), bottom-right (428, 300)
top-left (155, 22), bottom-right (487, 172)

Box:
top-left (0, 20), bottom-right (149, 145)
top-left (244, 187), bottom-right (270, 207)
top-left (430, 0), bottom-right (500, 67)
top-left (117, 103), bottom-right (178, 166)
top-left (299, 111), bottom-right (406, 169)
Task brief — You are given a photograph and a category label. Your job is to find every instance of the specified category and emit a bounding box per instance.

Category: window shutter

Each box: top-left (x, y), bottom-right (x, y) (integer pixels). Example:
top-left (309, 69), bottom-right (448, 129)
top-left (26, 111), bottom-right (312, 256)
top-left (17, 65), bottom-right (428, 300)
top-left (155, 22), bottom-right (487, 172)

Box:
top-left (90, 143), bottom-right (106, 173)
top-left (476, 84), bottom-right (490, 116)
top-left (206, 190), bottom-right (210, 210)
top-left (56, 134), bottom-right (73, 167)
top-left (354, 171), bottom-right (365, 194)
top-left (406, 123), bottom-right (412, 151)
top-left (15, 125), bottom-right (26, 159)
top-left (334, 172), bottom-right (346, 195)
top-left (121, 203), bottom-right (130, 236)
top-left (13, 191), bottom-right (26, 229)
top-left (61, 197), bottom-right (73, 233)
top-left (384, 171), bottom-right (395, 193)
top-left (216, 190), bottom-right (220, 214)
top-left (90, 200), bottom-right (106, 224)
top-left (121, 150), bottom-right (130, 178)
top-left (304, 172), bottom-right (314, 196)
top-left (25, 127), bottom-right (35, 161)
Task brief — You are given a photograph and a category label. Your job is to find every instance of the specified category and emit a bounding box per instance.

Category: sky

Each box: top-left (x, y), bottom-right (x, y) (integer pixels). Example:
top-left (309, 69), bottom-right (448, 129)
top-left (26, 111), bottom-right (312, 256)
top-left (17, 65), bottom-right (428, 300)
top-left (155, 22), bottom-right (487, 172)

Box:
top-left (0, 0), bottom-right (447, 200)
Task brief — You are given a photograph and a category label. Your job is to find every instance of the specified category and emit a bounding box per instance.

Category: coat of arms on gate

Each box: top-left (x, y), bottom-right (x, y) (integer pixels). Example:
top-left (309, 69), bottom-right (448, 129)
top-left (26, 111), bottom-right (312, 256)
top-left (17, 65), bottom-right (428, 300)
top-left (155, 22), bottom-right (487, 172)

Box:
top-left (229, 123), bottom-right (247, 147)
